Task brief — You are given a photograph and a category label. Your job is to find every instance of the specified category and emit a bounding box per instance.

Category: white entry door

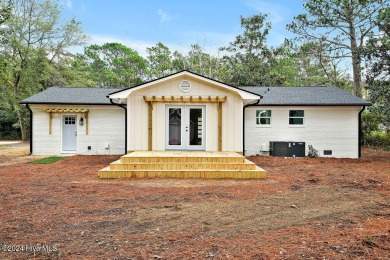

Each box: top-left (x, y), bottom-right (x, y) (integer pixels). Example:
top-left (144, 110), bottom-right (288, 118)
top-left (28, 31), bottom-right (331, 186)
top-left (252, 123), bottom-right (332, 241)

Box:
top-left (62, 115), bottom-right (77, 151)
top-left (165, 105), bottom-right (205, 150)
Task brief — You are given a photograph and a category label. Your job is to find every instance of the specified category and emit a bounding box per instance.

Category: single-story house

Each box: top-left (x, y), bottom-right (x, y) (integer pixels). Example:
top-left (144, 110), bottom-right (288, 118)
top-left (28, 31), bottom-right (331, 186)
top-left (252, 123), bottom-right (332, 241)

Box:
top-left (20, 70), bottom-right (370, 158)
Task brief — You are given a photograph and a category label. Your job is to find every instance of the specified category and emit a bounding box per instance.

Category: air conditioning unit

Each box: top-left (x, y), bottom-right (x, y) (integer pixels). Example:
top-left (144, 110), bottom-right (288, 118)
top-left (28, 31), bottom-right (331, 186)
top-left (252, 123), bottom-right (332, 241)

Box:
top-left (269, 141), bottom-right (305, 157)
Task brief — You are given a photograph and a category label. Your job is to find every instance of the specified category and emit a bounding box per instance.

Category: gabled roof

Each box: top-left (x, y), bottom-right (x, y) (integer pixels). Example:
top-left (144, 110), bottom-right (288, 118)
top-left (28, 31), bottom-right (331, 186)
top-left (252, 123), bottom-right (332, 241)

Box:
top-left (20, 87), bottom-right (121, 105)
top-left (107, 70), bottom-right (262, 101)
top-left (238, 86), bottom-right (371, 106)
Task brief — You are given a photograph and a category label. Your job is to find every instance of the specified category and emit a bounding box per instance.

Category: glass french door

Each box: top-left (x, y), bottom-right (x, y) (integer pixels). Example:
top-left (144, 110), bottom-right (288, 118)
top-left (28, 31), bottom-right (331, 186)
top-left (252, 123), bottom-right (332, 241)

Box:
top-left (165, 105), bottom-right (205, 150)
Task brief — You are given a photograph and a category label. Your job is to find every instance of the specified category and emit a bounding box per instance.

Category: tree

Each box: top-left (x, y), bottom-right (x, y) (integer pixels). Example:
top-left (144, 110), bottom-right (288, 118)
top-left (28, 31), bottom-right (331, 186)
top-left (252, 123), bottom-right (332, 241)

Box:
top-left (146, 42), bottom-right (173, 79)
top-left (83, 42), bottom-right (146, 87)
top-left (287, 0), bottom-right (388, 97)
top-left (0, 1), bottom-right (11, 41)
top-left (220, 13), bottom-right (274, 86)
top-left (0, 0), bottom-right (87, 141)
top-left (364, 7), bottom-right (390, 129)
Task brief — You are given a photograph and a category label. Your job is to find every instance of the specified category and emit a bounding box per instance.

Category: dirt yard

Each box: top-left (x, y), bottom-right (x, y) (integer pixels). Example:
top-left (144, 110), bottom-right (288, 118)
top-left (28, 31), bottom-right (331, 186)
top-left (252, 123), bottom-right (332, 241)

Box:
top-left (0, 143), bottom-right (389, 259)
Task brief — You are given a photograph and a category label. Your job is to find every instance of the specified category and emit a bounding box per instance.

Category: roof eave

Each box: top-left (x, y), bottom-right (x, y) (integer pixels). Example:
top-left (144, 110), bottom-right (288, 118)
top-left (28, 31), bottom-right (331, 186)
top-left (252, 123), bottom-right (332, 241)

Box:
top-left (19, 101), bottom-right (116, 106)
top-left (256, 103), bottom-right (372, 106)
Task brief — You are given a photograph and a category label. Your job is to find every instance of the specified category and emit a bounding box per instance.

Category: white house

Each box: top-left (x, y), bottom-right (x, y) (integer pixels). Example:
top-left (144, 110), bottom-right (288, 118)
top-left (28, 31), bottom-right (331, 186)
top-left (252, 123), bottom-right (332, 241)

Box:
top-left (20, 70), bottom-right (370, 158)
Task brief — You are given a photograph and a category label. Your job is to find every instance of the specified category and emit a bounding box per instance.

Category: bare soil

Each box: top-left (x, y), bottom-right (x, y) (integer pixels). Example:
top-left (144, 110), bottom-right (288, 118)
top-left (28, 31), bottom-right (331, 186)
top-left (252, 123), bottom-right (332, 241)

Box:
top-left (0, 144), bottom-right (389, 259)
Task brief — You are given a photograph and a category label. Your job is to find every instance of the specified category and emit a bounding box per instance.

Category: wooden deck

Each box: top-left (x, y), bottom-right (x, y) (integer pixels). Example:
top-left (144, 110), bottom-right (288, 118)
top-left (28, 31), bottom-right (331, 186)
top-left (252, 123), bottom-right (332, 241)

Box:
top-left (98, 151), bottom-right (266, 179)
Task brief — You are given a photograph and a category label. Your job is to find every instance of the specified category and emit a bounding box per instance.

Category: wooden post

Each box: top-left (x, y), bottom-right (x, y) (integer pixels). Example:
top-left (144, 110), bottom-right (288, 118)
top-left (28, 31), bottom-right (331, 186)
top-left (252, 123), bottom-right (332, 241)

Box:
top-left (85, 111), bottom-right (89, 135)
top-left (148, 102), bottom-right (153, 151)
top-left (49, 112), bottom-right (52, 134)
top-left (218, 102), bottom-right (222, 151)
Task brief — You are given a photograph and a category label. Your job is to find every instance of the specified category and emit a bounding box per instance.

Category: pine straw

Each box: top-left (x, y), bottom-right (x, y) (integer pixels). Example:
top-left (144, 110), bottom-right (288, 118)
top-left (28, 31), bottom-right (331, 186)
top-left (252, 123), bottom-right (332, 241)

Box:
top-left (0, 148), bottom-right (389, 259)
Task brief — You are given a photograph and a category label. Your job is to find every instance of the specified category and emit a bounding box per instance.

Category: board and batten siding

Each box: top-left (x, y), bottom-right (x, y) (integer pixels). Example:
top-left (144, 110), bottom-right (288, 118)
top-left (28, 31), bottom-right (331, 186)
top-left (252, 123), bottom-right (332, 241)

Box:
top-left (127, 75), bottom-right (243, 152)
top-left (245, 106), bottom-right (361, 158)
top-left (30, 105), bottom-right (125, 155)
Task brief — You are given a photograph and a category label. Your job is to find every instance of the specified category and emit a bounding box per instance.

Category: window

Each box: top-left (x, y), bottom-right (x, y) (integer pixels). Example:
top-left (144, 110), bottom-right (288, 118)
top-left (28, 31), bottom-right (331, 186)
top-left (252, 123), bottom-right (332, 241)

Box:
top-left (64, 116), bottom-right (76, 125)
top-left (289, 110), bottom-right (304, 125)
top-left (256, 110), bottom-right (271, 125)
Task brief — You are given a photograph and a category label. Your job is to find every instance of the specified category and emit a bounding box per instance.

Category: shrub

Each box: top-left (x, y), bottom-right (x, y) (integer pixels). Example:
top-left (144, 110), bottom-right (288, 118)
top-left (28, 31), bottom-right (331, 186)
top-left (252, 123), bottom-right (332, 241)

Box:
top-left (365, 131), bottom-right (390, 148)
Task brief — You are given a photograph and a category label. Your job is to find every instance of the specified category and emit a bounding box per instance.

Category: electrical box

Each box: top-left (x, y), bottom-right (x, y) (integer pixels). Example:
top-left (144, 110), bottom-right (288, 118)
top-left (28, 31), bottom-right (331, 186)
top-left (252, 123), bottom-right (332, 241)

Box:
top-left (269, 142), bottom-right (305, 157)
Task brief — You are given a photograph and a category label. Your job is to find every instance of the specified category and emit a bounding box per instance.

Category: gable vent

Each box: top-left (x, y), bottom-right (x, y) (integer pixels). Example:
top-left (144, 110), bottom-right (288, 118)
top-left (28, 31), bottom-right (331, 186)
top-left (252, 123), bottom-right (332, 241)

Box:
top-left (180, 80), bottom-right (191, 93)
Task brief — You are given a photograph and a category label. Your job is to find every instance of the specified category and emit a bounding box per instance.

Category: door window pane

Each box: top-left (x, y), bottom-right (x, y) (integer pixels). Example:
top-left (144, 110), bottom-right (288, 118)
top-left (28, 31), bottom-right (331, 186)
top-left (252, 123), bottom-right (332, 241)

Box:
top-left (189, 108), bottom-right (202, 146)
top-left (169, 108), bottom-right (181, 145)
top-left (64, 116), bottom-right (76, 125)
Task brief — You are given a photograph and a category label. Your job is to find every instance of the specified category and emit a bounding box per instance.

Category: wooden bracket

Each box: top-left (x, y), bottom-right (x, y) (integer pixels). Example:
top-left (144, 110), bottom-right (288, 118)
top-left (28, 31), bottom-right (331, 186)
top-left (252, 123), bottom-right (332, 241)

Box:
top-left (49, 112), bottom-right (52, 134)
top-left (218, 102), bottom-right (222, 151)
top-left (85, 111), bottom-right (89, 135)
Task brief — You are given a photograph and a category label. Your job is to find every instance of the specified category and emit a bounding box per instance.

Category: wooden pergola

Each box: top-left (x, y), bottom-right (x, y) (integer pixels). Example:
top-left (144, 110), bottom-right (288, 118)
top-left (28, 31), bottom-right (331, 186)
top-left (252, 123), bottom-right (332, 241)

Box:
top-left (143, 96), bottom-right (227, 151)
top-left (43, 108), bottom-right (89, 135)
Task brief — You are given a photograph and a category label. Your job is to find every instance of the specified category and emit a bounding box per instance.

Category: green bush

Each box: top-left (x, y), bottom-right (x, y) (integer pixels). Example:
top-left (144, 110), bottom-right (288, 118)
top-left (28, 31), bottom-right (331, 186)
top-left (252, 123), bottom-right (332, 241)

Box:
top-left (0, 109), bottom-right (21, 140)
top-left (365, 131), bottom-right (390, 147)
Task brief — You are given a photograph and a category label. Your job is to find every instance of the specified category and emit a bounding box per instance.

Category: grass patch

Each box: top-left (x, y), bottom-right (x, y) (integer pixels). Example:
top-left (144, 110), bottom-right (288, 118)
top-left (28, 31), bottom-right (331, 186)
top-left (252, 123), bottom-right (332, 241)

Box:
top-left (29, 156), bottom-right (65, 164)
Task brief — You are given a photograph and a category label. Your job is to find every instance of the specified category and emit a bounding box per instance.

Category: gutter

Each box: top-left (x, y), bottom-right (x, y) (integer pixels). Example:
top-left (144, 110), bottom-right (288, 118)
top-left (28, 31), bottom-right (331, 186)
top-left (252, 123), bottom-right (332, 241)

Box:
top-left (243, 98), bottom-right (262, 156)
top-left (110, 99), bottom-right (127, 154)
top-left (26, 104), bottom-right (33, 155)
top-left (358, 106), bottom-right (366, 158)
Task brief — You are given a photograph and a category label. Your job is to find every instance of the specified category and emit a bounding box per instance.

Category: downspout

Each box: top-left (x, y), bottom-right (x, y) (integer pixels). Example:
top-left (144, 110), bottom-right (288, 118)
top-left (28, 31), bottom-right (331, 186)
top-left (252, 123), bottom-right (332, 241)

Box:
top-left (358, 106), bottom-right (365, 159)
top-left (26, 104), bottom-right (33, 155)
top-left (243, 98), bottom-right (262, 156)
top-left (110, 99), bottom-right (127, 154)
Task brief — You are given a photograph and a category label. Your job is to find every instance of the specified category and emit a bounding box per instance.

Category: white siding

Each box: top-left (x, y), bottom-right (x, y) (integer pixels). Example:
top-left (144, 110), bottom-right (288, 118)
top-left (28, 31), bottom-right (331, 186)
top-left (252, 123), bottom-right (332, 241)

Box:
top-left (245, 106), bottom-right (361, 158)
top-left (127, 75), bottom-right (243, 152)
top-left (31, 105), bottom-right (125, 155)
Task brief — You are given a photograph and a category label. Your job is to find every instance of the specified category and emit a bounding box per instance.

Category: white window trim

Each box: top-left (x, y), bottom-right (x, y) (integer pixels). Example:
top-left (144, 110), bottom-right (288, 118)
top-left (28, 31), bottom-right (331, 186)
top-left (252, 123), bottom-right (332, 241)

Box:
top-left (288, 110), bottom-right (305, 127)
top-left (256, 110), bottom-right (272, 127)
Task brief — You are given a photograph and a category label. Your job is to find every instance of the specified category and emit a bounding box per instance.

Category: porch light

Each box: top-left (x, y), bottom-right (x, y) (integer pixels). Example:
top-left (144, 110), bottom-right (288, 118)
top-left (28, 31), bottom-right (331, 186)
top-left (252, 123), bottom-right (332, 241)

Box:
top-left (79, 117), bottom-right (84, 126)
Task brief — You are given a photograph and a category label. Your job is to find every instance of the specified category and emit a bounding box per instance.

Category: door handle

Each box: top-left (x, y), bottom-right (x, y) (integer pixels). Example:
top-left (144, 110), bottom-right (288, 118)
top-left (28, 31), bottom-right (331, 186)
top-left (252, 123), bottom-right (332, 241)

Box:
top-left (75, 132), bottom-right (77, 136)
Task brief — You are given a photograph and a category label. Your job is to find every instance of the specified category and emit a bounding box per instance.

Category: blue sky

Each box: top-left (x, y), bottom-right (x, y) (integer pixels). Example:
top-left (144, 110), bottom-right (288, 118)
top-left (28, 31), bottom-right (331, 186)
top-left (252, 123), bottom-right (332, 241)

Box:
top-left (62, 0), bottom-right (305, 56)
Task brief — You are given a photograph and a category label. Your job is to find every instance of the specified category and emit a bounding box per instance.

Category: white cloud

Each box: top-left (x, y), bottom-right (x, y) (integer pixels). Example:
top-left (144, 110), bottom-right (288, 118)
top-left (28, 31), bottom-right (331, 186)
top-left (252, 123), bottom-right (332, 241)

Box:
top-left (157, 9), bottom-right (172, 23)
top-left (75, 34), bottom-right (189, 57)
top-left (246, 0), bottom-right (288, 25)
top-left (66, 0), bottom-right (72, 9)
top-left (177, 31), bottom-right (237, 55)
top-left (245, 0), bottom-right (294, 47)
top-left (66, 31), bottom-right (237, 57)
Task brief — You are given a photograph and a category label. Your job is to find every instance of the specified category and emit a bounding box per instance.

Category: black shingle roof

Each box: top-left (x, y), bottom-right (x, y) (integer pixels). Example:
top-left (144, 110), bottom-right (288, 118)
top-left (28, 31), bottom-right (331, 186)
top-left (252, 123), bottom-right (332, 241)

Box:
top-left (20, 86), bottom-right (370, 106)
top-left (238, 86), bottom-right (371, 106)
top-left (20, 87), bottom-right (122, 105)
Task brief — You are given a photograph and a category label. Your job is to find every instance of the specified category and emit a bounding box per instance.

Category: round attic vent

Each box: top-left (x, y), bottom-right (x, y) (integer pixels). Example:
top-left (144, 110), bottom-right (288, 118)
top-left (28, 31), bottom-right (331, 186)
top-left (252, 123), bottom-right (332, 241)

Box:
top-left (179, 80), bottom-right (191, 93)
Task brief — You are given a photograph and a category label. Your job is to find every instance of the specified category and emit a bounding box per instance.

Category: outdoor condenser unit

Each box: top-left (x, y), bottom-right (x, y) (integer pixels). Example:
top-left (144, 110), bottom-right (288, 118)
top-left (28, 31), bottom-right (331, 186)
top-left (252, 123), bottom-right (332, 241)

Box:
top-left (269, 141), bottom-right (306, 157)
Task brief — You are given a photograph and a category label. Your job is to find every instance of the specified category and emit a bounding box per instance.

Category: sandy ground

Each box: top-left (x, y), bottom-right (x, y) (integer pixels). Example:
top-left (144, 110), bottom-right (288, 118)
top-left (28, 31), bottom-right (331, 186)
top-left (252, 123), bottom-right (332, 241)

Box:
top-left (0, 142), bottom-right (47, 166)
top-left (0, 145), bottom-right (389, 259)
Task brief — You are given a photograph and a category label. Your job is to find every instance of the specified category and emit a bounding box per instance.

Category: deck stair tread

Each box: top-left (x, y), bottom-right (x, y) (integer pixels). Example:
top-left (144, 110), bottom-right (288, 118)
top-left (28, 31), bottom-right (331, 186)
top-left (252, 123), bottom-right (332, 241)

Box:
top-left (98, 151), bottom-right (266, 179)
top-left (100, 167), bottom-right (265, 172)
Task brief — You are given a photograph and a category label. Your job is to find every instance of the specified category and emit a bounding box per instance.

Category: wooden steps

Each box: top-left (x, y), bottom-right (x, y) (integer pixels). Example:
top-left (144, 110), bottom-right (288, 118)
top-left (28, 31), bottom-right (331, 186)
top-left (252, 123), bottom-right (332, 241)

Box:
top-left (98, 151), bottom-right (266, 179)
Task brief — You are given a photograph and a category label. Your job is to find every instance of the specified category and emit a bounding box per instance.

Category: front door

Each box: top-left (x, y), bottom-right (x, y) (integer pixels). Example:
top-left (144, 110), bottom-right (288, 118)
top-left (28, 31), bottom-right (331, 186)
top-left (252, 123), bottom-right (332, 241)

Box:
top-left (166, 105), bottom-right (205, 150)
top-left (62, 115), bottom-right (77, 151)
